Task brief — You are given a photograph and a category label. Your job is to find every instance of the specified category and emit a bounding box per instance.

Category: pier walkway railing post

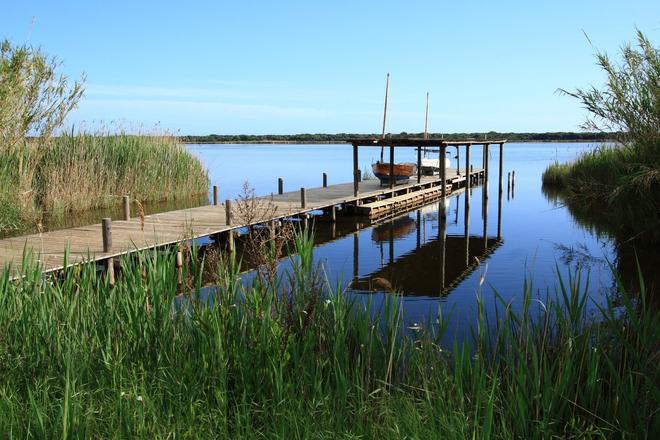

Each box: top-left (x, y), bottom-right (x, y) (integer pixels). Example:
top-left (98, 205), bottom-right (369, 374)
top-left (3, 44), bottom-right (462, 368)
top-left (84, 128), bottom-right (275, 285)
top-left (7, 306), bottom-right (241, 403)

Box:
top-left (225, 200), bottom-right (232, 225)
top-left (122, 195), bottom-right (130, 221)
top-left (498, 143), bottom-right (504, 240)
top-left (101, 218), bottom-right (115, 287)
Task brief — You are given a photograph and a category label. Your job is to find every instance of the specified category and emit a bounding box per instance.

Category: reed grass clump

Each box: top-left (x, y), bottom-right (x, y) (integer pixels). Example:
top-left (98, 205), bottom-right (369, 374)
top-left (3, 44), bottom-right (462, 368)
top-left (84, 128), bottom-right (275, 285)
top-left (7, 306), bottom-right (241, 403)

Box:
top-left (543, 31), bottom-right (659, 239)
top-left (0, 231), bottom-right (657, 437)
top-left (0, 132), bottom-right (209, 234)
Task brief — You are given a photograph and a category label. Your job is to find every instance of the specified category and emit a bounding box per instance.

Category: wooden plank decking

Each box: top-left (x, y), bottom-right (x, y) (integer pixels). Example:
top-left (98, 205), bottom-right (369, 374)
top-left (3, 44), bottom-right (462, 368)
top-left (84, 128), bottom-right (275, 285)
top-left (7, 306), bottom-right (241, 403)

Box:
top-left (0, 167), bottom-right (483, 277)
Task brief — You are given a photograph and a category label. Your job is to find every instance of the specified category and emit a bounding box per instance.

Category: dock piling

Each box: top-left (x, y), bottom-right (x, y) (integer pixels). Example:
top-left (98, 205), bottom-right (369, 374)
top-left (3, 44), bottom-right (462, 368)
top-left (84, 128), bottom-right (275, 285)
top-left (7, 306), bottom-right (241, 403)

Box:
top-left (213, 185), bottom-right (219, 205)
top-left (176, 251), bottom-right (183, 285)
top-left (323, 172), bottom-right (328, 188)
top-left (225, 200), bottom-right (232, 225)
top-left (122, 195), bottom-right (130, 221)
top-left (465, 145), bottom-right (471, 193)
top-left (278, 178), bottom-right (283, 195)
top-left (102, 218), bottom-right (112, 252)
top-left (417, 145), bottom-right (422, 183)
top-left (389, 143), bottom-right (395, 189)
top-left (352, 143), bottom-right (359, 197)
top-left (300, 187), bottom-right (307, 208)
top-left (331, 205), bottom-right (336, 222)
top-left (101, 218), bottom-right (114, 287)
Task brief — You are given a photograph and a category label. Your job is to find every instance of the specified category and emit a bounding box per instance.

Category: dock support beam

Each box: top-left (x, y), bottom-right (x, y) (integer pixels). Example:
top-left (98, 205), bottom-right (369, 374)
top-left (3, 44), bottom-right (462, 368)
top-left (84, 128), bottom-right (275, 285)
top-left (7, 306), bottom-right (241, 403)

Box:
top-left (323, 172), bottom-right (327, 188)
top-left (300, 187), bottom-right (306, 209)
top-left (278, 178), bottom-right (283, 195)
top-left (497, 143), bottom-right (504, 240)
top-left (417, 145), bottom-right (421, 183)
top-left (352, 143), bottom-right (359, 198)
top-left (465, 145), bottom-right (471, 193)
top-left (122, 195), bottom-right (130, 221)
top-left (389, 143), bottom-right (395, 189)
top-left (213, 185), bottom-right (219, 206)
top-left (440, 144), bottom-right (447, 220)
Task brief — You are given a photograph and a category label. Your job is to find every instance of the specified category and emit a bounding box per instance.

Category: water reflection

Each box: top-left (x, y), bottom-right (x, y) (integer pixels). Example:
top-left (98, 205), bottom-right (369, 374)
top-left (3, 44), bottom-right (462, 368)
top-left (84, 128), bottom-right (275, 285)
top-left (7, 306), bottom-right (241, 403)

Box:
top-left (350, 207), bottom-right (500, 296)
top-left (215, 182), bottom-right (502, 301)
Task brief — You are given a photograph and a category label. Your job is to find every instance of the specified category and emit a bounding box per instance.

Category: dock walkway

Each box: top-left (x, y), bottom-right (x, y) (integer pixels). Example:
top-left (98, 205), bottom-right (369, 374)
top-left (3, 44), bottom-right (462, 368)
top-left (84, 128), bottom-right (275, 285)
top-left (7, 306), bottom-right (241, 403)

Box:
top-left (0, 168), bottom-right (483, 276)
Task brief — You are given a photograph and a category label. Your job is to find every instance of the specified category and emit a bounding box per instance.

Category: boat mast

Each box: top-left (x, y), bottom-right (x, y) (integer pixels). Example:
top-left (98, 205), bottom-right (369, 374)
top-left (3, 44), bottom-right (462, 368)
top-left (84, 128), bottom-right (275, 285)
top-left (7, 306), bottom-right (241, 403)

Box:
top-left (380, 73), bottom-right (390, 162)
top-left (423, 92), bottom-right (429, 156)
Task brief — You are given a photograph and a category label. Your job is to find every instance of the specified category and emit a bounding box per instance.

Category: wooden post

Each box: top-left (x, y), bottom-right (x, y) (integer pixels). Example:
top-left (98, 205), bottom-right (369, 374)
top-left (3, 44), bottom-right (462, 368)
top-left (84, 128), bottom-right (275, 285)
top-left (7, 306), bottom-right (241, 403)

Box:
top-left (352, 143), bottom-right (359, 197)
top-left (417, 145), bottom-right (422, 183)
top-left (498, 144), bottom-right (504, 199)
top-left (176, 251), bottom-right (183, 285)
top-left (330, 205), bottom-right (336, 222)
top-left (507, 172), bottom-right (511, 191)
top-left (102, 218), bottom-right (112, 252)
top-left (278, 177), bottom-right (283, 195)
top-left (225, 200), bottom-right (232, 225)
top-left (389, 143), bottom-right (395, 189)
top-left (323, 172), bottom-right (328, 188)
top-left (300, 187), bottom-right (306, 208)
top-left (440, 144), bottom-right (447, 220)
top-left (465, 145), bottom-right (471, 192)
top-left (213, 185), bottom-right (219, 206)
top-left (456, 146), bottom-right (460, 175)
top-left (512, 170), bottom-right (515, 188)
top-left (102, 218), bottom-right (114, 287)
top-left (122, 195), bottom-right (130, 221)
top-left (484, 144), bottom-right (489, 201)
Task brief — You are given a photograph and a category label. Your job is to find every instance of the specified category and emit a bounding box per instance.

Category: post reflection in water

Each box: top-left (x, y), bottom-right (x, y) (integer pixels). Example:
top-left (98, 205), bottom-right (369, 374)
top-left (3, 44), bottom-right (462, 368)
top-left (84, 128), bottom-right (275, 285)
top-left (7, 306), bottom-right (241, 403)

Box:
top-left (351, 184), bottom-right (502, 297)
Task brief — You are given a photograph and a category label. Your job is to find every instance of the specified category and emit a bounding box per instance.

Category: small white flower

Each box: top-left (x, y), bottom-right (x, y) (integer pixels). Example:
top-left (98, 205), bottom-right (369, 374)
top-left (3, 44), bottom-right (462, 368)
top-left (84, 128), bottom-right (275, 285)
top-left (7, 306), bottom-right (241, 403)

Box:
top-left (136, 395), bottom-right (143, 402)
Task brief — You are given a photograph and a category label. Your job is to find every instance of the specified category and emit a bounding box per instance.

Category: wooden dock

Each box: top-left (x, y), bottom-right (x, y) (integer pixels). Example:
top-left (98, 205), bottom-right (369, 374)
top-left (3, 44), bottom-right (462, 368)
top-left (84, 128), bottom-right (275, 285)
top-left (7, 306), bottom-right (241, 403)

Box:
top-left (0, 168), bottom-right (484, 277)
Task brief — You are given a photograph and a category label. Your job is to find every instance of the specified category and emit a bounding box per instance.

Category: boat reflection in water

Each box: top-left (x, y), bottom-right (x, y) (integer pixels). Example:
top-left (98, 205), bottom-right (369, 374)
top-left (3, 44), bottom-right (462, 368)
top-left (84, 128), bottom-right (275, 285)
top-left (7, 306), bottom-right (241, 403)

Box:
top-left (349, 186), bottom-right (502, 297)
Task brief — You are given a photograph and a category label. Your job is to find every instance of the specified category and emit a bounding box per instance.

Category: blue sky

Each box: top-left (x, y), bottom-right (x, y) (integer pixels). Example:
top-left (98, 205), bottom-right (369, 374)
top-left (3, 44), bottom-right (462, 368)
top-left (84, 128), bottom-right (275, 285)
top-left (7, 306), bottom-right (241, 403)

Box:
top-left (3, 1), bottom-right (659, 135)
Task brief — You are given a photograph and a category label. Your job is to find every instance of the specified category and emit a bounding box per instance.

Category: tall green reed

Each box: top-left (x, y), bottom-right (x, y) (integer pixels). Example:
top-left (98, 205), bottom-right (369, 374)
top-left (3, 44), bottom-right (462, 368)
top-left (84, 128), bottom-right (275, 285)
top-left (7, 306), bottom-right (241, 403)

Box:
top-left (0, 231), bottom-right (657, 437)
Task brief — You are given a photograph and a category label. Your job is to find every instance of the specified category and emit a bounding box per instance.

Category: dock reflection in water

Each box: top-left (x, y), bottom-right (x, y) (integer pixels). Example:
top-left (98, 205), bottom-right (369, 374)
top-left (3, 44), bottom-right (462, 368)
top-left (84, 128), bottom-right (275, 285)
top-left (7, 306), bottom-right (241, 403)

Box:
top-left (348, 188), bottom-right (501, 296)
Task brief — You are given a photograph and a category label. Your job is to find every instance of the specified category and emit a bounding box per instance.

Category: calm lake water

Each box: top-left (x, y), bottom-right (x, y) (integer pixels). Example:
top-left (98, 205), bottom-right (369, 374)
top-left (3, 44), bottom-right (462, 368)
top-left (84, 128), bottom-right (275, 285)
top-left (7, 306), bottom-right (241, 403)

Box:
top-left (189, 142), bottom-right (618, 340)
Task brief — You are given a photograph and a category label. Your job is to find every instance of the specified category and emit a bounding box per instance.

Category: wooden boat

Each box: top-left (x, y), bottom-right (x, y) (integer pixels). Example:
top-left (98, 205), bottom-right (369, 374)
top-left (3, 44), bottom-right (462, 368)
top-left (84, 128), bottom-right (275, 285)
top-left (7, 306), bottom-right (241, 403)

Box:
top-left (372, 161), bottom-right (417, 186)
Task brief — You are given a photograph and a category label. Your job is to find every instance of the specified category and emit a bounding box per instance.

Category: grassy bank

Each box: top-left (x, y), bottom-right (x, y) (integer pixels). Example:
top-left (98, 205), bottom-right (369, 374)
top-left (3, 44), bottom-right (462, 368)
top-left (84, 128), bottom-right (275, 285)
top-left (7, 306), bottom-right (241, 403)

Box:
top-left (543, 32), bottom-right (659, 241)
top-left (542, 142), bottom-right (660, 240)
top-left (0, 233), bottom-right (657, 438)
top-left (0, 133), bottom-right (209, 234)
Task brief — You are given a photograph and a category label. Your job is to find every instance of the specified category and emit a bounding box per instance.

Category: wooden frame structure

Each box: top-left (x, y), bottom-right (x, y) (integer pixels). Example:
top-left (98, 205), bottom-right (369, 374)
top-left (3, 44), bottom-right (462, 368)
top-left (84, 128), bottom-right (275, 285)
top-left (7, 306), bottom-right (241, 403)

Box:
top-left (346, 138), bottom-right (507, 196)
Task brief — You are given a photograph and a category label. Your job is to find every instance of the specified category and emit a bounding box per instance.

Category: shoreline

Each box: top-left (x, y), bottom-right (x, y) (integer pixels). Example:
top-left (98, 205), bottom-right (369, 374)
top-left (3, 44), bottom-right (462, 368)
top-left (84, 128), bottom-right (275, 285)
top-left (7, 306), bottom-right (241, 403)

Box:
top-left (183, 139), bottom-right (616, 145)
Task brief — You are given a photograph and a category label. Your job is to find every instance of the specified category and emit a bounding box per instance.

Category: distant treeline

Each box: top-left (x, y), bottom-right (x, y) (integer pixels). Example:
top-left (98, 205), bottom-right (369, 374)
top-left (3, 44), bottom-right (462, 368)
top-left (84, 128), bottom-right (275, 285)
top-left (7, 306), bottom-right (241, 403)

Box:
top-left (180, 132), bottom-right (618, 144)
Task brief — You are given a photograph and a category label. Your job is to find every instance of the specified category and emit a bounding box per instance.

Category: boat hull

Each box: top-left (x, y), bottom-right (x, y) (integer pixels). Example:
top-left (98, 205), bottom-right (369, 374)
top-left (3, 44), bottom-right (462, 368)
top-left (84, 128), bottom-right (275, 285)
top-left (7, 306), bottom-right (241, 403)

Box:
top-left (372, 162), bottom-right (417, 186)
